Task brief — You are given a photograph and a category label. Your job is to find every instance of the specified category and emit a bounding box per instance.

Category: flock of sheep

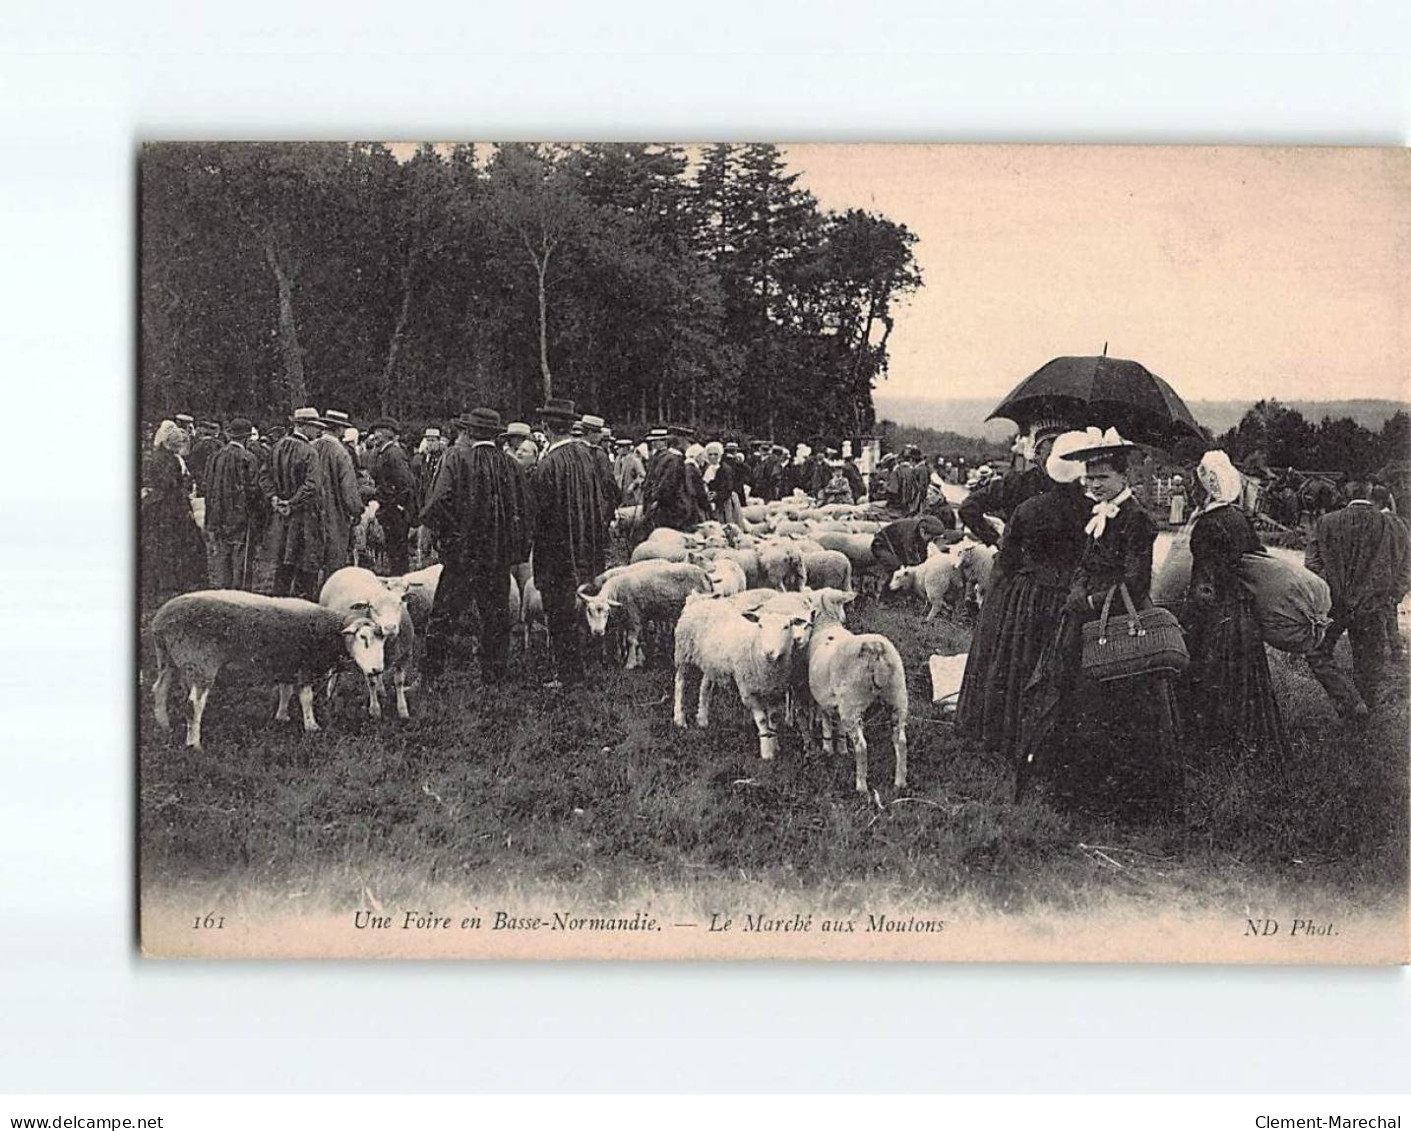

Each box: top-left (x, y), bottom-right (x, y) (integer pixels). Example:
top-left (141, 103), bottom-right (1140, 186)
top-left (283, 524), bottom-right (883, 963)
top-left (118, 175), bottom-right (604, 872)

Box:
top-left (147, 495), bottom-right (1000, 795)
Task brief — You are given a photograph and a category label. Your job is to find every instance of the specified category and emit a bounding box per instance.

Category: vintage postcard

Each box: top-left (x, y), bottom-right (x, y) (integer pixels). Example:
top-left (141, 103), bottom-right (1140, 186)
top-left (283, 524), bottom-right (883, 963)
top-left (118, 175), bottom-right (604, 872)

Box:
top-left (137, 143), bottom-right (1410, 961)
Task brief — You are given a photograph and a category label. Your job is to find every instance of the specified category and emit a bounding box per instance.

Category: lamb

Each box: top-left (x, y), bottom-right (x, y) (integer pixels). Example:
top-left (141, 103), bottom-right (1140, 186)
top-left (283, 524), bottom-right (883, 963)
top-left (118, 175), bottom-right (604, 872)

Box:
top-left (672, 592), bottom-right (816, 761)
top-left (888, 542), bottom-right (965, 620)
top-left (804, 588), bottom-right (909, 793)
top-left (705, 557), bottom-right (748, 597)
top-left (389, 563), bottom-right (442, 632)
top-left (801, 549), bottom-right (853, 594)
top-left (705, 546), bottom-right (763, 588)
top-left (150, 591), bottom-right (388, 749)
top-left (578, 559), bottom-right (710, 668)
top-left (758, 540), bottom-right (808, 591)
top-left (954, 539), bottom-right (998, 607)
top-left (318, 566), bottom-right (418, 720)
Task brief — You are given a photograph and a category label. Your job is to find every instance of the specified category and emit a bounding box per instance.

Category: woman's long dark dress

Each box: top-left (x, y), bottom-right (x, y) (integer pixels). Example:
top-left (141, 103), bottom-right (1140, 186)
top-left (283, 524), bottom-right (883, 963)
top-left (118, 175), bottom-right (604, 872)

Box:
top-left (956, 481), bottom-right (1090, 760)
top-left (140, 447), bottom-right (206, 611)
top-left (1017, 496), bottom-right (1182, 805)
top-left (1180, 504), bottom-right (1290, 759)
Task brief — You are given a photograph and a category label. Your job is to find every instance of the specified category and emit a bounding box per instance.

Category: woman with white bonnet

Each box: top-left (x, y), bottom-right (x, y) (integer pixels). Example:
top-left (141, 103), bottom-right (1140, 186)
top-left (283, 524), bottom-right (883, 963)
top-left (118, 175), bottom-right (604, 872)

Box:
top-left (1017, 426), bottom-right (1181, 807)
top-left (957, 429), bottom-right (1093, 760)
top-left (1180, 450), bottom-right (1289, 759)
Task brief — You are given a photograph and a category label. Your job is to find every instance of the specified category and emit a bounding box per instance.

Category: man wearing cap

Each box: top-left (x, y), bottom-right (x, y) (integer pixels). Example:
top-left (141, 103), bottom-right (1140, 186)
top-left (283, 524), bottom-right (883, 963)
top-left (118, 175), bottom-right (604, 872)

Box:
top-left (420, 408), bottom-right (532, 683)
top-left (187, 421), bottom-right (223, 498)
top-left (613, 436), bottom-right (645, 508)
top-left (260, 407), bottom-right (326, 599)
top-left (309, 409), bottom-right (365, 580)
top-left (369, 418), bottom-right (417, 575)
top-left (203, 417), bottom-right (264, 590)
top-left (530, 398), bottom-right (616, 687)
top-left (959, 422), bottom-right (1068, 546)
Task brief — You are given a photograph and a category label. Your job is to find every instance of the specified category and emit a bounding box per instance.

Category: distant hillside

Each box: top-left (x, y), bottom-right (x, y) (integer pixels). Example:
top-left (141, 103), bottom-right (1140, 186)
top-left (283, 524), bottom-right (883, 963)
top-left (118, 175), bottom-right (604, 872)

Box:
top-left (874, 393), bottom-right (1410, 440)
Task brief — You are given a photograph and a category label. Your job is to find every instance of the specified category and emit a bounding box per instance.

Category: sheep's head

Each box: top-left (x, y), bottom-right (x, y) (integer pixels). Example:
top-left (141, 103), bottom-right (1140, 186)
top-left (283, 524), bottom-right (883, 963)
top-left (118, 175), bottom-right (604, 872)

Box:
top-left (888, 566), bottom-right (914, 592)
top-left (576, 583), bottom-right (620, 636)
top-left (743, 609), bottom-right (803, 663)
top-left (342, 619), bottom-right (388, 677)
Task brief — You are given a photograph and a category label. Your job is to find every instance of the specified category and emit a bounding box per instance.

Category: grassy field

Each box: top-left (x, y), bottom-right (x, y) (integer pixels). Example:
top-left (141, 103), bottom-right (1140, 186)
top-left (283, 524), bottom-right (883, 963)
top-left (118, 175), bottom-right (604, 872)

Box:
top-left (138, 579), bottom-right (1410, 937)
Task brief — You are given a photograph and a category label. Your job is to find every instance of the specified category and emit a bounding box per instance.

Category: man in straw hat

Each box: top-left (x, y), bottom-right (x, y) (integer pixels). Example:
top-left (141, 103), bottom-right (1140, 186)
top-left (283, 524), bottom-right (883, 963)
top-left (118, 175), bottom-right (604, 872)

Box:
top-left (529, 397), bottom-right (616, 687)
top-left (641, 424), bottom-right (704, 533)
top-left (310, 408), bottom-right (365, 580)
top-left (203, 416), bottom-right (263, 590)
top-left (259, 406), bottom-right (327, 599)
top-left (420, 407), bottom-right (532, 682)
top-left (959, 419), bottom-right (1072, 545)
top-left (368, 417), bottom-right (417, 575)
top-left (613, 435), bottom-right (645, 509)
top-left (577, 413), bottom-right (621, 511)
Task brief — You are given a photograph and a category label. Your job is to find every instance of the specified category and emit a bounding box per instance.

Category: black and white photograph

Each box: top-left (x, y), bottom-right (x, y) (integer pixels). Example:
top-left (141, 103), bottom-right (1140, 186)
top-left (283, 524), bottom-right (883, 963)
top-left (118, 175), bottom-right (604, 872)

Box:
top-left (136, 142), bottom-right (1410, 961)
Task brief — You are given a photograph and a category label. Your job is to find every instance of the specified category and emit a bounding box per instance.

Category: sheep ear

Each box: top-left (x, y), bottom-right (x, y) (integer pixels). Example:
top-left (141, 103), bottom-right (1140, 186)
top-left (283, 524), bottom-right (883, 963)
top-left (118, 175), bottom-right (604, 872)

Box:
top-left (841, 591), bottom-right (858, 604)
top-left (606, 598), bottom-right (622, 608)
top-left (741, 611), bottom-right (761, 624)
top-left (342, 623), bottom-right (361, 636)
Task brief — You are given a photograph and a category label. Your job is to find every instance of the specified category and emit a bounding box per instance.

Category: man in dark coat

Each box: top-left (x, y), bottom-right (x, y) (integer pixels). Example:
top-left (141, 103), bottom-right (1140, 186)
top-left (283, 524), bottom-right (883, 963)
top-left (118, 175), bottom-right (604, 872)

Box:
top-left (958, 426), bottom-right (1065, 545)
top-left (311, 410), bottom-right (366, 582)
top-left (369, 417), bottom-right (418, 576)
top-left (1305, 481), bottom-right (1411, 719)
top-left (885, 445), bottom-right (931, 517)
top-left (578, 414), bottom-right (622, 513)
top-left (642, 430), bottom-right (701, 532)
top-left (871, 515), bottom-right (955, 575)
top-left (187, 421), bottom-right (224, 497)
top-left (260, 407), bottom-right (326, 599)
top-left (840, 451), bottom-right (866, 503)
top-left (531, 398), bottom-right (616, 687)
top-left (204, 416), bottom-right (263, 589)
top-left (420, 408), bottom-right (532, 682)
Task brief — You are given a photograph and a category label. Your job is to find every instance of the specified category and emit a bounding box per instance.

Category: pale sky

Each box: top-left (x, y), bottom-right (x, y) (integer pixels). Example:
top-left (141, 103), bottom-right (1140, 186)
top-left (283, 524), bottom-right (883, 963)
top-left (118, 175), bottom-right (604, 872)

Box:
top-left (783, 144), bottom-right (1410, 404)
top-left (390, 142), bottom-right (1409, 405)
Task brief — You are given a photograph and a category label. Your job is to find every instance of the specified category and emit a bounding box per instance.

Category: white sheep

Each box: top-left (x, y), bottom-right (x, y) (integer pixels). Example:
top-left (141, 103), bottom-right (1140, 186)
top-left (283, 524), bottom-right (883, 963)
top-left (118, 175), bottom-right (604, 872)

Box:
top-left (673, 592), bottom-right (816, 761)
top-left (705, 557), bottom-right (748, 597)
top-left (577, 560), bottom-right (711, 668)
top-left (759, 540), bottom-right (808, 591)
top-left (805, 588), bottom-right (909, 793)
top-left (391, 562), bottom-right (443, 631)
top-left (888, 543), bottom-right (965, 620)
top-left (318, 567), bottom-right (417, 720)
top-left (954, 539), bottom-right (998, 608)
top-left (150, 591), bottom-right (388, 749)
top-left (630, 527), bottom-right (704, 564)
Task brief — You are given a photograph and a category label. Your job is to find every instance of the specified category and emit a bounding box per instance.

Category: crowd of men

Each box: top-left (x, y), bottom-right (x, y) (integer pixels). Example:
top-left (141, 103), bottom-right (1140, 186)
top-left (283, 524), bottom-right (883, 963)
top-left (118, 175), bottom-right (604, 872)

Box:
top-left (141, 405), bottom-right (963, 688)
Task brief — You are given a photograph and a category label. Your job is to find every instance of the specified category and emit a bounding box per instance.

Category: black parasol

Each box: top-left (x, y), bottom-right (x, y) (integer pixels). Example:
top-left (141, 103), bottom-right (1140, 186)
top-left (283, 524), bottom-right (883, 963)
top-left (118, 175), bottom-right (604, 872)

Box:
top-left (987, 355), bottom-right (1204, 447)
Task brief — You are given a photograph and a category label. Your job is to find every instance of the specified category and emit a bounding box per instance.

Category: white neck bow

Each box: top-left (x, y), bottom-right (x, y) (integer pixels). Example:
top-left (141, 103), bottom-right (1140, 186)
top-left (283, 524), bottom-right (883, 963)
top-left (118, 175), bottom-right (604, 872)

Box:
top-left (1085, 487), bottom-right (1134, 539)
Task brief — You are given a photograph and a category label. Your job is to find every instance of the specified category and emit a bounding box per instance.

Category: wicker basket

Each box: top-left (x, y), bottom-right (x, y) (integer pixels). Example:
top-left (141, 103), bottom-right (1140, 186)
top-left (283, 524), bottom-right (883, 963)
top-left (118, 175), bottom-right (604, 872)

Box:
top-left (1080, 583), bottom-right (1189, 683)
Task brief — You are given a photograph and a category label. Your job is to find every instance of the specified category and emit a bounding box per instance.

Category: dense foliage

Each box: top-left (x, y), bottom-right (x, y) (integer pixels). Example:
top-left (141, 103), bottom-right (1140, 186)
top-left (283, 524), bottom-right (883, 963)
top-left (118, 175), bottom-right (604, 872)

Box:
top-left (141, 142), bottom-right (921, 441)
top-left (1217, 399), bottom-right (1410, 478)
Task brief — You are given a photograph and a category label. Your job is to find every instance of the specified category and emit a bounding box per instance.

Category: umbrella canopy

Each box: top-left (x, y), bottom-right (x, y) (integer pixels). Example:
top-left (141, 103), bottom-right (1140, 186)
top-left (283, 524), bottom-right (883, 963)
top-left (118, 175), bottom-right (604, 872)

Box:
top-left (987, 355), bottom-right (1204, 447)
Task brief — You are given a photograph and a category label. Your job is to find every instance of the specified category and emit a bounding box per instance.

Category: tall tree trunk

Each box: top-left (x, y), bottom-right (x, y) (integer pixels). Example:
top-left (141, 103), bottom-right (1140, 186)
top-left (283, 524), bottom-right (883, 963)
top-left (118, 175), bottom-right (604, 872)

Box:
top-left (381, 245), bottom-right (417, 417)
top-left (528, 238), bottom-right (553, 404)
top-left (262, 234), bottom-right (307, 408)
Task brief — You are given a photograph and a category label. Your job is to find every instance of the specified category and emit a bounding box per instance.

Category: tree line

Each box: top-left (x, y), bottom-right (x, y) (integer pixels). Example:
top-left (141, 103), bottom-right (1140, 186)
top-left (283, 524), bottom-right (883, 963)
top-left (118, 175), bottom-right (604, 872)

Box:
top-left (140, 142), bottom-right (922, 442)
top-left (1215, 399), bottom-right (1410, 479)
